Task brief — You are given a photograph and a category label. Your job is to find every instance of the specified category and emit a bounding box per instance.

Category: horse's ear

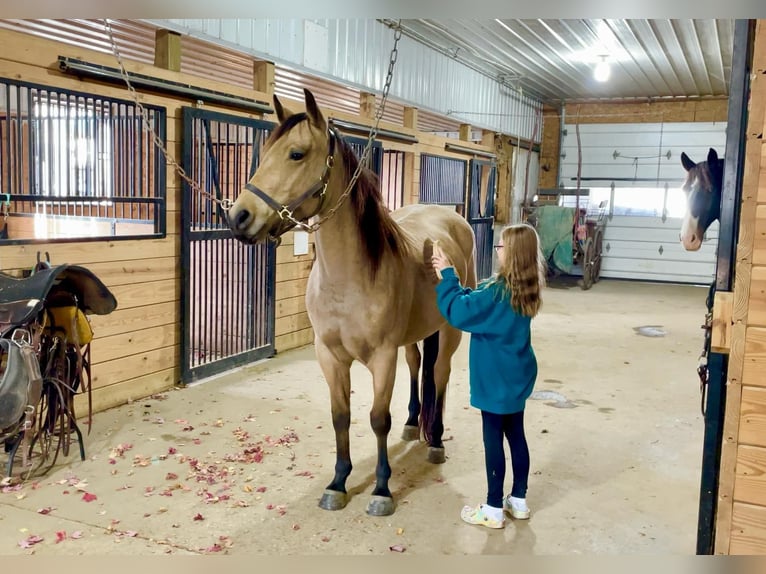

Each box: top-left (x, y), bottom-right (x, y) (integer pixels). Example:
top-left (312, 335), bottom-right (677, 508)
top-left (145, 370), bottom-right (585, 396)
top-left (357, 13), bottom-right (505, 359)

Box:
top-left (273, 95), bottom-right (294, 124)
top-left (707, 148), bottom-right (719, 165)
top-left (303, 88), bottom-right (327, 131)
top-left (681, 152), bottom-right (696, 172)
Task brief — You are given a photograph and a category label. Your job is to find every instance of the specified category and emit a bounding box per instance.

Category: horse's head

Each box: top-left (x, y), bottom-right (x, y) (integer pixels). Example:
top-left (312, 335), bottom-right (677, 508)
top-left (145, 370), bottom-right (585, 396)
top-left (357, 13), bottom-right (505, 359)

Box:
top-left (227, 88), bottom-right (336, 244)
top-left (679, 147), bottom-right (723, 251)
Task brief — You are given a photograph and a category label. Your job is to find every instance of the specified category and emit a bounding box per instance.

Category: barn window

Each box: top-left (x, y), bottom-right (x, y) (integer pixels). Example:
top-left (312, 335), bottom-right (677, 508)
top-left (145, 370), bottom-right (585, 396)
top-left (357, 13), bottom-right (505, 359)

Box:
top-left (0, 77), bottom-right (166, 242)
top-left (560, 186), bottom-right (689, 218)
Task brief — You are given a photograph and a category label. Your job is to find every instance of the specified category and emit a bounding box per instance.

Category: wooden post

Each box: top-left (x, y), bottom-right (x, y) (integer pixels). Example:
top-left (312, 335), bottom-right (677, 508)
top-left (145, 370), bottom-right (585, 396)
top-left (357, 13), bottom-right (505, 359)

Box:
top-left (154, 29), bottom-right (182, 72)
top-left (253, 60), bottom-right (275, 96)
top-left (360, 92), bottom-right (376, 119)
top-left (711, 291), bottom-right (734, 353)
top-left (403, 107), bottom-right (418, 130)
top-left (459, 123), bottom-right (472, 142)
top-left (402, 106), bottom-right (419, 206)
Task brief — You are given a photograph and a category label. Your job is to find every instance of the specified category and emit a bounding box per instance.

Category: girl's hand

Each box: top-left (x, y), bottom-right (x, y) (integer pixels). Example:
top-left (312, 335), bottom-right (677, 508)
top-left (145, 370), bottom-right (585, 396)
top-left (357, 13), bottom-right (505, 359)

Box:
top-left (431, 242), bottom-right (453, 274)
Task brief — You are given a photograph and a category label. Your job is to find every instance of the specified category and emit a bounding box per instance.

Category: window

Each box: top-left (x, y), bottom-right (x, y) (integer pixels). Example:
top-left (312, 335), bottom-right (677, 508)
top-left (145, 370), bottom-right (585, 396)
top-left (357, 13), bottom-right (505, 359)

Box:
top-left (0, 78), bottom-right (166, 242)
top-left (558, 186), bottom-right (689, 218)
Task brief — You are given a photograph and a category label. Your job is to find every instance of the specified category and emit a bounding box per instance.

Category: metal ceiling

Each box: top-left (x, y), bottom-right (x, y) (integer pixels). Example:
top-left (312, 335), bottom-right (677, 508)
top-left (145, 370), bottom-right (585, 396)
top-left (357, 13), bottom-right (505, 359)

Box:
top-left (387, 19), bottom-right (735, 105)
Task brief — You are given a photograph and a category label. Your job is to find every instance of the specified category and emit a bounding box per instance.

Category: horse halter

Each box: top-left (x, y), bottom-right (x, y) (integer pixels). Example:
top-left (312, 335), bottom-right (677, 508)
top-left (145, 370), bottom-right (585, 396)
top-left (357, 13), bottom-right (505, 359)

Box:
top-left (240, 123), bottom-right (337, 241)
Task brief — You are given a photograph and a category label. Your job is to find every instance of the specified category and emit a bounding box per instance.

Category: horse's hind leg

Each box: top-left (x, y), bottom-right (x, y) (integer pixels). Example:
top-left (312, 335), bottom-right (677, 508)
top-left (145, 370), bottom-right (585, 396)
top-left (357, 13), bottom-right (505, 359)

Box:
top-left (421, 325), bottom-right (462, 464)
top-left (315, 342), bottom-right (354, 511)
top-left (402, 343), bottom-right (421, 441)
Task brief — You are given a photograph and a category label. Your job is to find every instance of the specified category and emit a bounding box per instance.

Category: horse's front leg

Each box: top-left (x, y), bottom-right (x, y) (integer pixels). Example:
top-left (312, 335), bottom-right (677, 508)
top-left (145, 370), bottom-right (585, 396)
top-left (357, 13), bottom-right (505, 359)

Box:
top-left (315, 341), bottom-right (353, 511)
top-left (401, 343), bottom-right (421, 441)
top-left (367, 347), bottom-right (399, 516)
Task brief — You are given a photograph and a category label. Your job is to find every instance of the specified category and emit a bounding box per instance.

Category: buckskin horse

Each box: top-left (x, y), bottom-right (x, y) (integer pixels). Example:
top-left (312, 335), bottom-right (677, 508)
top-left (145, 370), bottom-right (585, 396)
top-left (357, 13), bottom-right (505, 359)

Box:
top-left (679, 147), bottom-right (723, 251)
top-left (226, 88), bottom-right (477, 516)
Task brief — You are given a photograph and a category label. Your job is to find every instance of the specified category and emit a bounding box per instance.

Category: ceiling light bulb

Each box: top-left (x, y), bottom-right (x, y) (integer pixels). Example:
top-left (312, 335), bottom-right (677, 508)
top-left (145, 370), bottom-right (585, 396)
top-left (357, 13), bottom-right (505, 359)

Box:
top-left (594, 59), bottom-right (610, 82)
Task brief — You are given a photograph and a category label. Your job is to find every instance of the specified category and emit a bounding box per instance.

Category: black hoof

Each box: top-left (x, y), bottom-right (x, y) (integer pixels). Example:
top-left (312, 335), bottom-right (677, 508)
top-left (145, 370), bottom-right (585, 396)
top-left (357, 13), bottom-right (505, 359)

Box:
top-left (427, 446), bottom-right (446, 464)
top-left (366, 494), bottom-right (395, 516)
top-left (401, 425), bottom-right (419, 441)
top-left (319, 489), bottom-right (348, 511)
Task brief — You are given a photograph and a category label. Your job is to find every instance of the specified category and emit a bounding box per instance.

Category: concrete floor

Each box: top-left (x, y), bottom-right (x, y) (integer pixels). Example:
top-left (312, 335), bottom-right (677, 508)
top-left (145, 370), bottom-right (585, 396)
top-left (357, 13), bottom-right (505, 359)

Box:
top-left (0, 278), bottom-right (708, 555)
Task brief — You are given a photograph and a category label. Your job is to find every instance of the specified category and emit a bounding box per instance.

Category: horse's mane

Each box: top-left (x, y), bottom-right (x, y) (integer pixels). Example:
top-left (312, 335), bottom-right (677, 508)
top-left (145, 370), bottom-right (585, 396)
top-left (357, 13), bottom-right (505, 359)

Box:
top-left (268, 113), bottom-right (407, 279)
top-left (335, 135), bottom-right (408, 280)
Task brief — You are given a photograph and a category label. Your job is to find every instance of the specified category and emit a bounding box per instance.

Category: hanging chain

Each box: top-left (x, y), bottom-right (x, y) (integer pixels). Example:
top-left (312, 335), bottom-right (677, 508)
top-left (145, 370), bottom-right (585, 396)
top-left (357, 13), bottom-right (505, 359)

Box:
top-left (103, 19), bottom-right (403, 232)
top-left (300, 22), bottom-right (402, 232)
top-left (103, 19), bottom-right (207, 200)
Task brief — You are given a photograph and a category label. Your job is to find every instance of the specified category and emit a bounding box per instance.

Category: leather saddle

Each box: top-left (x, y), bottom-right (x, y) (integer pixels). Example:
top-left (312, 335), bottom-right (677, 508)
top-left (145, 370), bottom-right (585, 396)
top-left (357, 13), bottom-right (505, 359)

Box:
top-left (0, 264), bottom-right (117, 336)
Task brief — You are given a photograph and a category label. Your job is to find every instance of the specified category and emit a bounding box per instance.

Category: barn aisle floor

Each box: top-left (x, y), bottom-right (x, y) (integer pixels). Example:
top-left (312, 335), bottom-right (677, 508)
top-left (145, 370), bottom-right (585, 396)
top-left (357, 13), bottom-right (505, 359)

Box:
top-left (0, 278), bottom-right (709, 555)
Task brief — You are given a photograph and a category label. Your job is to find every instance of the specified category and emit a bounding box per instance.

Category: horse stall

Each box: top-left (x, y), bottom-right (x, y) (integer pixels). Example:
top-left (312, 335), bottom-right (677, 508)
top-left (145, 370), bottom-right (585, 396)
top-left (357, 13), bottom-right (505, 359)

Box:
top-left (0, 17), bottom-right (761, 557)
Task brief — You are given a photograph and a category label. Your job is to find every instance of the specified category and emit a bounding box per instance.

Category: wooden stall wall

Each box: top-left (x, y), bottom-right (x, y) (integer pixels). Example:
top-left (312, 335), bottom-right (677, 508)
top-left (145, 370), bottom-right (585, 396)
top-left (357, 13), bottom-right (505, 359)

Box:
top-left (0, 28), bottom-right (276, 415)
top-left (716, 19), bottom-right (766, 555)
top-left (0, 26), bottom-right (498, 419)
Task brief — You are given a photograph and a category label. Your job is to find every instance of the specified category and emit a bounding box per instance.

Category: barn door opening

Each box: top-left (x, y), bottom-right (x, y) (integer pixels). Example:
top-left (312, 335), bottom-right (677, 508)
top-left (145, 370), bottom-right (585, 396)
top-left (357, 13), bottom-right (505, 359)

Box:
top-left (180, 108), bottom-right (277, 384)
top-left (469, 159), bottom-right (497, 280)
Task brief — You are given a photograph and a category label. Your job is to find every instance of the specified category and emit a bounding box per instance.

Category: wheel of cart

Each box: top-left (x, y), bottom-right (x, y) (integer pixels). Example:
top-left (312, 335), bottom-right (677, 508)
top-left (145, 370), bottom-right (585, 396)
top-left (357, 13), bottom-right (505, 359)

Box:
top-left (592, 225), bottom-right (605, 283)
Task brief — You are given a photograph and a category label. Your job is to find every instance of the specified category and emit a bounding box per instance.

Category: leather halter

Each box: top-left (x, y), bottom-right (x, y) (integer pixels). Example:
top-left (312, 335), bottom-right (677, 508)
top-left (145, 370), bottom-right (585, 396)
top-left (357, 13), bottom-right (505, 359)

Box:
top-left (243, 124), bottom-right (337, 239)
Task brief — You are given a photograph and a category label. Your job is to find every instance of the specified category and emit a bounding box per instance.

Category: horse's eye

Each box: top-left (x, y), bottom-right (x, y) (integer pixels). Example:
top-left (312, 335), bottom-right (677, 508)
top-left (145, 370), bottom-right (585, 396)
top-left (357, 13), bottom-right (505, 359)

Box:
top-left (289, 150), bottom-right (305, 161)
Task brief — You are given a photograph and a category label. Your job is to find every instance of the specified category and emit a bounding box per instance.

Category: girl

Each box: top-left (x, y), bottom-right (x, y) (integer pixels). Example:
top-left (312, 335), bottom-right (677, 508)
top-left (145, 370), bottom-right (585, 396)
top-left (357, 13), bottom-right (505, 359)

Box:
top-left (431, 223), bottom-right (546, 529)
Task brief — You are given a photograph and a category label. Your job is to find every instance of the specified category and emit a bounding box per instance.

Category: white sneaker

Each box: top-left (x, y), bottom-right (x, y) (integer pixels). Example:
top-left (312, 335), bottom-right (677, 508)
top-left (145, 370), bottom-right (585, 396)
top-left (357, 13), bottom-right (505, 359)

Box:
top-left (503, 495), bottom-right (530, 519)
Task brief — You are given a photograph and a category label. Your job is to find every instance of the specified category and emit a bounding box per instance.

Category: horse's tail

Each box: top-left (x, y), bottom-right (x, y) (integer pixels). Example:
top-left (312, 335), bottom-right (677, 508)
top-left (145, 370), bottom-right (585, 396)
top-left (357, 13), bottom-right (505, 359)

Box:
top-left (419, 330), bottom-right (440, 443)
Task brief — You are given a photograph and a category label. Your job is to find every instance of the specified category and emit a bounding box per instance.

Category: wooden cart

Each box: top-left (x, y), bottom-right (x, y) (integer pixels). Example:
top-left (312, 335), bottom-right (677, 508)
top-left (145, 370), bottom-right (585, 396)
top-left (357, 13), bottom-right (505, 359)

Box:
top-left (522, 188), bottom-right (609, 290)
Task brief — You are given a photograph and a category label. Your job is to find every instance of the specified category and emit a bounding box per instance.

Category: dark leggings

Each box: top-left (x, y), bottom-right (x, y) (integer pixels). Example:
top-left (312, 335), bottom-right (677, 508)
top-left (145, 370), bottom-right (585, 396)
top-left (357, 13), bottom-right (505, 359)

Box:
top-left (481, 409), bottom-right (529, 509)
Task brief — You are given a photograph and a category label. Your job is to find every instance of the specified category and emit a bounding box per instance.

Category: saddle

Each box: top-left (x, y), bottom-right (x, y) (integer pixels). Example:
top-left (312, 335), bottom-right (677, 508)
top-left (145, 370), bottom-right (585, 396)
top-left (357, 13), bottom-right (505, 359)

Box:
top-left (0, 258), bottom-right (117, 479)
top-left (0, 264), bottom-right (116, 336)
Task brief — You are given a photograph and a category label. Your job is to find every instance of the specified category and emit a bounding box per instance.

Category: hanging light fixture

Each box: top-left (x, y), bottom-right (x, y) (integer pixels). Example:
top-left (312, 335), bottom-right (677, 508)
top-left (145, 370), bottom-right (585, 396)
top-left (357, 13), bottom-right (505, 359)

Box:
top-left (594, 55), bottom-right (610, 82)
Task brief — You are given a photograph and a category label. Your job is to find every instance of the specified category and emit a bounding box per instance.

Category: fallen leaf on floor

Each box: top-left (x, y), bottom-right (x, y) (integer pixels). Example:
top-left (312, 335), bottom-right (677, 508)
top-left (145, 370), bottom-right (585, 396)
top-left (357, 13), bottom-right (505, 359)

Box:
top-left (70, 531), bottom-right (83, 539)
top-left (55, 531), bottom-right (67, 544)
top-left (193, 513), bottom-right (204, 521)
top-left (321, 536), bottom-right (331, 542)
top-left (396, 528), bottom-right (404, 535)
top-left (291, 524), bottom-right (300, 530)
top-left (165, 473), bottom-right (179, 480)
top-left (37, 507), bottom-right (55, 515)
top-left (81, 492), bottom-right (97, 502)
top-left (389, 545), bottom-right (406, 553)
top-left (18, 535), bottom-right (44, 548)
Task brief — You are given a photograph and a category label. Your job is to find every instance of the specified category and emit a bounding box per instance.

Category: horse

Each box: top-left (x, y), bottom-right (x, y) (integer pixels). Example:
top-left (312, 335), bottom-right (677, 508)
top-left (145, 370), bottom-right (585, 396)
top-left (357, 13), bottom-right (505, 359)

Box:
top-left (226, 88), bottom-right (477, 516)
top-left (679, 147), bottom-right (724, 251)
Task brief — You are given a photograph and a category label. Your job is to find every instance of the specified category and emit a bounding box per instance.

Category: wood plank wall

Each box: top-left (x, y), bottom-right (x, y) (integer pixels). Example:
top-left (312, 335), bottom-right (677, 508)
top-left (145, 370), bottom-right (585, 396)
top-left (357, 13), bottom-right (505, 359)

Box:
top-left (0, 27), bottom-right (497, 419)
top-left (716, 19), bottom-right (766, 555)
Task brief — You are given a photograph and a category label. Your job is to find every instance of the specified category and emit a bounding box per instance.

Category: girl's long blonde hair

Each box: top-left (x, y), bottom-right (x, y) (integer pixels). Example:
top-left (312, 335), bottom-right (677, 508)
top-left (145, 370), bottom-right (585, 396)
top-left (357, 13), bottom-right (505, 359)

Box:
top-left (493, 223), bottom-right (546, 317)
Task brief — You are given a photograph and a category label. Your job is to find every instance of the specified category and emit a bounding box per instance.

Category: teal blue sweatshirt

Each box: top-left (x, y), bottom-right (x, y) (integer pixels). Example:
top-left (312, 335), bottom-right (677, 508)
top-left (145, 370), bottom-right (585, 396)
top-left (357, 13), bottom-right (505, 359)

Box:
top-left (435, 267), bottom-right (537, 415)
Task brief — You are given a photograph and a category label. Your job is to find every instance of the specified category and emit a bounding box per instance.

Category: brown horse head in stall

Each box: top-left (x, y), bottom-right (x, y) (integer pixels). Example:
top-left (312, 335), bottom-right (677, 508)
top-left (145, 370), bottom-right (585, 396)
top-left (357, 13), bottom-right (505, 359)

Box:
top-left (679, 147), bottom-right (724, 251)
top-left (226, 88), bottom-right (477, 516)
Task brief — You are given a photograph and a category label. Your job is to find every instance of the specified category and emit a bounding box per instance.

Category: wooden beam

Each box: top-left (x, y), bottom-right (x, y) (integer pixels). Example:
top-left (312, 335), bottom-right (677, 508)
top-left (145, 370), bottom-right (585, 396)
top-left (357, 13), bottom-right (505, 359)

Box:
top-left (711, 291), bottom-right (734, 353)
top-left (154, 29), bottom-right (182, 72)
top-left (253, 60), bottom-right (275, 95)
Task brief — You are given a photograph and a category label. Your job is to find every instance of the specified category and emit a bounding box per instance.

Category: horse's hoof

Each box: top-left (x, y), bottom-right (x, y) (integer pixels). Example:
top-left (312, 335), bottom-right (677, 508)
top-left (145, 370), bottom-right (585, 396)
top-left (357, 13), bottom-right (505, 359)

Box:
top-left (427, 446), bottom-right (446, 464)
top-left (401, 425), bottom-right (420, 441)
top-left (366, 495), bottom-right (395, 516)
top-left (319, 489), bottom-right (348, 511)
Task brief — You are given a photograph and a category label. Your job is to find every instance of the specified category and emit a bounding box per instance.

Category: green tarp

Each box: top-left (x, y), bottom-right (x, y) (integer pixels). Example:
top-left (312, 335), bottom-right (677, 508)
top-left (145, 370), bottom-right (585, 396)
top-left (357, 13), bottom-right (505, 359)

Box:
top-left (534, 205), bottom-right (574, 273)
